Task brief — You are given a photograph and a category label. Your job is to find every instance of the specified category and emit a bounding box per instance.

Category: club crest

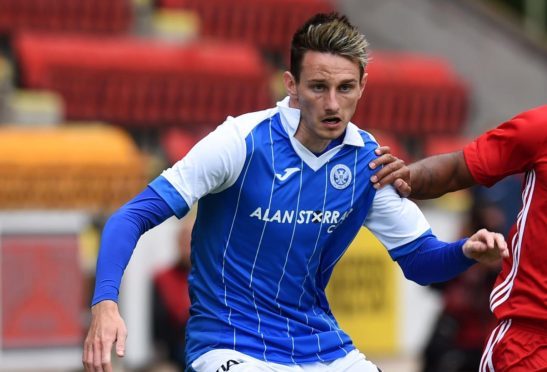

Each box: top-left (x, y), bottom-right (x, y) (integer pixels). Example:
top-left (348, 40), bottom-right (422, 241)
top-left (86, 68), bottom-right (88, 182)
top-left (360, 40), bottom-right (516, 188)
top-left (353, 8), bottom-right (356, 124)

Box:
top-left (330, 164), bottom-right (352, 190)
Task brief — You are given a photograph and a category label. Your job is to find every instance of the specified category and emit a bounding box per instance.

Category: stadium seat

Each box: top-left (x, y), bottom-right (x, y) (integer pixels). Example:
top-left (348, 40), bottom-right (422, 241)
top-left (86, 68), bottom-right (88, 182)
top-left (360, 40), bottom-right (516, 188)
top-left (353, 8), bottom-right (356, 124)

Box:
top-left (367, 129), bottom-right (411, 162)
top-left (155, 0), bottom-right (334, 59)
top-left (354, 52), bottom-right (469, 136)
top-left (14, 33), bottom-right (272, 128)
top-left (423, 135), bottom-right (472, 157)
top-left (161, 127), bottom-right (202, 165)
top-left (0, 0), bottom-right (133, 35)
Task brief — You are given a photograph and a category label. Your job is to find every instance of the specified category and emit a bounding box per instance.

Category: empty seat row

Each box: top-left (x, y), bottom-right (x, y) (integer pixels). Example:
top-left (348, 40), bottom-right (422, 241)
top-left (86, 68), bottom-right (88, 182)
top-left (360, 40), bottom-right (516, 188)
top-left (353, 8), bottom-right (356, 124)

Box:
top-left (156, 0), bottom-right (334, 59)
top-left (353, 53), bottom-right (469, 135)
top-left (14, 33), bottom-right (273, 128)
top-left (0, 0), bottom-right (132, 35)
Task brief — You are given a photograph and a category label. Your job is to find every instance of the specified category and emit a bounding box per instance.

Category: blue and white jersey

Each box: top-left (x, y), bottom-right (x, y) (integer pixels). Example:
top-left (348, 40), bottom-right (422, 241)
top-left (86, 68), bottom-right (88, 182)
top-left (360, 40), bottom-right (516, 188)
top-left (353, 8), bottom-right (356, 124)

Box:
top-left (150, 97), bottom-right (430, 365)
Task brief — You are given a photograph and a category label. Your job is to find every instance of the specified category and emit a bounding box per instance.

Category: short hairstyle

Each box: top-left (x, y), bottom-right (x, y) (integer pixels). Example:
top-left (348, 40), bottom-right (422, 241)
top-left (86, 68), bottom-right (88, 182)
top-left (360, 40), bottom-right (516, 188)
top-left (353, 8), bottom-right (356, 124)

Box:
top-left (290, 12), bottom-right (369, 82)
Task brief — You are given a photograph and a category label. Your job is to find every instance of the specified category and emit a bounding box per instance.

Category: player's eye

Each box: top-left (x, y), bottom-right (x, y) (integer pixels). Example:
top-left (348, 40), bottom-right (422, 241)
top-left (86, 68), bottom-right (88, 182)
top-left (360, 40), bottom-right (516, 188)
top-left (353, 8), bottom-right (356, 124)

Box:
top-left (339, 84), bottom-right (354, 93)
top-left (311, 84), bottom-right (326, 92)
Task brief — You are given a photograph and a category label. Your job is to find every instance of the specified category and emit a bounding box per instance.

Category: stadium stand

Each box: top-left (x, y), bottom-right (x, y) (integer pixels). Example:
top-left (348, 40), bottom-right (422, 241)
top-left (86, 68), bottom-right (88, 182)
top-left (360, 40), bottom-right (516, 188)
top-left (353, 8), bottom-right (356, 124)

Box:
top-left (0, 55), bottom-right (11, 121)
top-left (160, 127), bottom-right (201, 165)
top-left (155, 0), bottom-right (334, 59)
top-left (354, 52), bottom-right (469, 136)
top-left (0, 124), bottom-right (147, 211)
top-left (13, 32), bottom-right (272, 129)
top-left (0, 0), bottom-right (133, 35)
top-left (423, 135), bottom-right (472, 157)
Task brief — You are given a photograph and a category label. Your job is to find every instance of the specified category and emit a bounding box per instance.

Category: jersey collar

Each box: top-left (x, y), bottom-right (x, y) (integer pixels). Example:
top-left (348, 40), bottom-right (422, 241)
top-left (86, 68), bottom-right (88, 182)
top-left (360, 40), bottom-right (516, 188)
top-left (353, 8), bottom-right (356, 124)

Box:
top-left (276, 96), bottom-right (365, 148)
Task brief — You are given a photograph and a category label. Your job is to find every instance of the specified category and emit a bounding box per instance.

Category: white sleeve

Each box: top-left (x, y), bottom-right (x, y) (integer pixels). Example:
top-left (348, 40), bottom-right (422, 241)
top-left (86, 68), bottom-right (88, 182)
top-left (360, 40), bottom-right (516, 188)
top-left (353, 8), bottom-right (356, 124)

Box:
top-left (160, 118), bottom-right (246, 208)
top-left (364, 185), bottom-right (431, 250)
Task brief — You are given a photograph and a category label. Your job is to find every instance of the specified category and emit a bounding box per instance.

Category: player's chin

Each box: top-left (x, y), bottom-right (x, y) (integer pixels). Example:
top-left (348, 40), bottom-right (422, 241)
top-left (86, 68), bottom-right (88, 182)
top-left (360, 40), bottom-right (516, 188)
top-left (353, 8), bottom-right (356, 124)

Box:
top-left (321, 123), bottom-right (347, 138)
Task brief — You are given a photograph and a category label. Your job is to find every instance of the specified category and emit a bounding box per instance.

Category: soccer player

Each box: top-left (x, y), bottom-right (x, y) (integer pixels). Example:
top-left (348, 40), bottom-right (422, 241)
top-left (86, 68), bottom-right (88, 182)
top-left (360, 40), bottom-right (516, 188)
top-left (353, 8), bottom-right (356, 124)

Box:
top-left (388, 105), bottom-right (546, 372)
top-left (83, 13), bottom-right (508, 372)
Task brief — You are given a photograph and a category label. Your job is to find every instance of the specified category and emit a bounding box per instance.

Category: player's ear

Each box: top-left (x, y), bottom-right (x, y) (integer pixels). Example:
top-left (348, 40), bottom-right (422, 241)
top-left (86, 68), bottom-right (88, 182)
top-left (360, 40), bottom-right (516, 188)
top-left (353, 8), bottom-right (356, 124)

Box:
top-left (358, 72), bottom-right (367, 99)
top-left (283, 71), bottom-right (298, 100)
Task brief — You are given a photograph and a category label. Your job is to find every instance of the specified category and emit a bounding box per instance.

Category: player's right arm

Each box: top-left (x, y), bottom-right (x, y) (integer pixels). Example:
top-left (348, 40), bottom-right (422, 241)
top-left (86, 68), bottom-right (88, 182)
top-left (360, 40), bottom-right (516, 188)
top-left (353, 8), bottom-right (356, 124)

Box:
top-left (83, 186), bottom-right (179, 372)
top-left (405, 106), bottom-right (546, 199)
top-left (83, 300), bottom-right (126, 372)
top-left (83, 117), bottom-right (247, 371)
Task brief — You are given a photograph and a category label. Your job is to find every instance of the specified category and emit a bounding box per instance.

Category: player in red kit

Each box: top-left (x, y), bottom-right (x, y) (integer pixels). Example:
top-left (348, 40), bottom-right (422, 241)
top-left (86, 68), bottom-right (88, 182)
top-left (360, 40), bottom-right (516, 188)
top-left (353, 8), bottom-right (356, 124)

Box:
top-left (385, 105), bottom-right (547, 371)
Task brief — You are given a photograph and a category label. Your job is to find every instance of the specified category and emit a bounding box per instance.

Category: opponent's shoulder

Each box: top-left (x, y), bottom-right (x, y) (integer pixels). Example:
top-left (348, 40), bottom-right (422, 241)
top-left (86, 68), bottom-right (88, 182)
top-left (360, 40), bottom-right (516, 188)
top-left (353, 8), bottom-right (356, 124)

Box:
top-left (502, 105), bottom-right (546, 131)
top-left (520, 104), bottom-right (547, 120)
top-left (490, 105), bottom-right (547, 151)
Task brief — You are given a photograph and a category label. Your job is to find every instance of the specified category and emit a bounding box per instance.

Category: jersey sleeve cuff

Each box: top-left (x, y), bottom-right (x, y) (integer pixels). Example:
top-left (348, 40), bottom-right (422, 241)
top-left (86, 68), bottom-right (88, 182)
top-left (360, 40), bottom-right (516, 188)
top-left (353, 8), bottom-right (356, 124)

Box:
top-left (388, 229), bottom-right (433, 260)
top-left (463, 142), bottom-right (494, 187)
top-left (149, 175), bottom-right (190, 218)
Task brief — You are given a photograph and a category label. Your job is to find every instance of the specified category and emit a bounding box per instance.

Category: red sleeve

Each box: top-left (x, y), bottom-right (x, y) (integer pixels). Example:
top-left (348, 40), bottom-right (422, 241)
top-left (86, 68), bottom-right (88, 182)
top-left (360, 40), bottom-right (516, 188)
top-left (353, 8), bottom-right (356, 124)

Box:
top-left (463, 105), bottom-right (547, 187)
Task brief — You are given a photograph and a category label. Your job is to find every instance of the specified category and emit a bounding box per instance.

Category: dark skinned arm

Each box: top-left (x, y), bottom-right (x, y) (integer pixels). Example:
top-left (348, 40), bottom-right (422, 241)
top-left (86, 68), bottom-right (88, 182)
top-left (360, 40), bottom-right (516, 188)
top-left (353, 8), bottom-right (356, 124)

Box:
top-left (408, 150), bottom-right (476, 199)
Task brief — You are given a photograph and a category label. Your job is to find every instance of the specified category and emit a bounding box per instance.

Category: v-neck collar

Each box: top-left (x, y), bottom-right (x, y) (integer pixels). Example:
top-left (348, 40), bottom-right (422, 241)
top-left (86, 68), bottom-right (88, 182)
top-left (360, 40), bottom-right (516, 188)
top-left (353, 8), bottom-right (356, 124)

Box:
top-left (276, 96), bottom-right (364, 171)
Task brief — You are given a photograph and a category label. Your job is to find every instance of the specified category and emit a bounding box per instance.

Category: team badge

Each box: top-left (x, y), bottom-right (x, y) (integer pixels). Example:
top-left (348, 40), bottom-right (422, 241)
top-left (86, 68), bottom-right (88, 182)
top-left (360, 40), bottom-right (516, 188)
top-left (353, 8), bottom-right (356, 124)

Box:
top-left (330, 164), bottom-right (352, 190)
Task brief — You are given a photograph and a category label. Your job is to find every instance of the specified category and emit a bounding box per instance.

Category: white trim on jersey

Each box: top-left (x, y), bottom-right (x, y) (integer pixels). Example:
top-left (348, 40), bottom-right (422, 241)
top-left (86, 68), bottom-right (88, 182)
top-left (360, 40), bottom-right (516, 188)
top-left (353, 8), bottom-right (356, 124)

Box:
top-left (297, 165), bottom-right (329, 312)
top-left (274, 159), bottom-right (304, 303)
top-left (248, 116), bottom-right (278, 362)
top-left (278, 96), bottom-right (365, 171)
top-left (222, 130), bottom-right (256, 322)
top-left (479, 319), bottom-right (512, 372)
top-left (160, 108), bottom-right (275, 207)
top-left (364, 185), bottom-right (430, 250)
top-left (490, 170), bottom-right (536, 311)
top-left (162, 97), bottom-right (367, 206)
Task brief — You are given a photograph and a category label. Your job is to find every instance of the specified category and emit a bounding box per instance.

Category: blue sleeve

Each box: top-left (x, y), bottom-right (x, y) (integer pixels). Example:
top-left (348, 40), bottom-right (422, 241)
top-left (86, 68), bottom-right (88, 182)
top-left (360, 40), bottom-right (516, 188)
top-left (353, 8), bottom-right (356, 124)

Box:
top-left (91, 184), bottom-right (189, 305)
top-left (391, 230), bottom-right (476, 286)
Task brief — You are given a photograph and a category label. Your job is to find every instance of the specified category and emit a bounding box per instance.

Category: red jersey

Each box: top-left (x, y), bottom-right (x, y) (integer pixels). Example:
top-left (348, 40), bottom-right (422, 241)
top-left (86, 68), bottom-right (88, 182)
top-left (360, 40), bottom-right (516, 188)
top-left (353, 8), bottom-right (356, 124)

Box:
top-left (463, 105), bottom-right (547, 325)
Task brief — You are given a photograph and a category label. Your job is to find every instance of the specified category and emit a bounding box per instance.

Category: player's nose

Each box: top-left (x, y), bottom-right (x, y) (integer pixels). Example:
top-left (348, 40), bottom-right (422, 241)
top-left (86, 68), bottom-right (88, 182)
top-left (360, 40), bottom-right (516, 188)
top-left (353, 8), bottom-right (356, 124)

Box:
top-left (324, 89), bottom-right (340, 113)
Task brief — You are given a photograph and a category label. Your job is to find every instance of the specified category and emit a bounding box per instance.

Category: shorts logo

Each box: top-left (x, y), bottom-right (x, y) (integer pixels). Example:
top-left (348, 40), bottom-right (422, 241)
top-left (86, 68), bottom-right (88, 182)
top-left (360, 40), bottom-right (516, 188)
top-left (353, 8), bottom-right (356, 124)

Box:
top-left (216, 359), bottom-right (242, 371)
top-left (330, 164), bottom-right (352, 189)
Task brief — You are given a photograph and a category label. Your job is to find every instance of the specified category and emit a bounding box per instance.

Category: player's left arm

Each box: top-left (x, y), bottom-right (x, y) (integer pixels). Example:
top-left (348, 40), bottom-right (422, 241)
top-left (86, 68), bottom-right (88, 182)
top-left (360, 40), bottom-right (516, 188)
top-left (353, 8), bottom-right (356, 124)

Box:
top-left (393, 228), bottom-right (507, 285)
top-left (365, 186), bottom-right (507, 285)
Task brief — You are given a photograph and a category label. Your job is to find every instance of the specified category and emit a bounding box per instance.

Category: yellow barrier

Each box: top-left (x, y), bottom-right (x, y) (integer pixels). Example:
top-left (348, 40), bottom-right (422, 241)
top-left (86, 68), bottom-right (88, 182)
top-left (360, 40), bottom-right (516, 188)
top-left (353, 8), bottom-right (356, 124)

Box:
top-left (326, 228), bottom-right (398, 356)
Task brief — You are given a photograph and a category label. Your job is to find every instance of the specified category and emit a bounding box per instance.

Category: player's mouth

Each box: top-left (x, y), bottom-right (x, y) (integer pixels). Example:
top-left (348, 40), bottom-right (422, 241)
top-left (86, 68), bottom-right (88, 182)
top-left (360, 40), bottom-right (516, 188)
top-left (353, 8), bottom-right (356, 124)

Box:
top-left (321, 116), bottom-right (342, 127)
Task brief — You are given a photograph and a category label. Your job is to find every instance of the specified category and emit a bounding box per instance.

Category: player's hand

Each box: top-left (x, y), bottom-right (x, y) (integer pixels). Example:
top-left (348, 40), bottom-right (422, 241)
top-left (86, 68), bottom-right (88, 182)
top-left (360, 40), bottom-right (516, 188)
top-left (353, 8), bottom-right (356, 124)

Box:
top-left (463, 228), bottom-right (509, 264)
top-left (369, 146), bottom-right (411, 197)
top-left (83, 300), bottom-right (127, 372)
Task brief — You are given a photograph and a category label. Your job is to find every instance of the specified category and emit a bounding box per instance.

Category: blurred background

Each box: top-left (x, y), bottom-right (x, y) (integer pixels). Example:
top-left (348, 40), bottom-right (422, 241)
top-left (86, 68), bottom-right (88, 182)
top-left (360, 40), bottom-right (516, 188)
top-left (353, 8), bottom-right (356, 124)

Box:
top-left (0, 0), bottom-right (545, 371)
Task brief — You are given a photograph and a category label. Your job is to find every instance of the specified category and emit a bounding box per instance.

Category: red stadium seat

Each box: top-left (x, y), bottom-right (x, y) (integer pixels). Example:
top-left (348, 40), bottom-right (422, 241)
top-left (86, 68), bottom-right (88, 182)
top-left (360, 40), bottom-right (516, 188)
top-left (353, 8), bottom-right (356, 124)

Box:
top-left (14, 33), bottom-right (273, 128)
top-left (354, 52), bottom-right (469, 136)
top-left (0, 0), bottom-right (132, 35)
top-left (367, 129), bottom-right (411, 162)
top-left (161, 128), bottom-right (203, 165)
top-left (423, 135), bottom-right (472, 157)
top-left (155, 0), bottom-right (334, 59)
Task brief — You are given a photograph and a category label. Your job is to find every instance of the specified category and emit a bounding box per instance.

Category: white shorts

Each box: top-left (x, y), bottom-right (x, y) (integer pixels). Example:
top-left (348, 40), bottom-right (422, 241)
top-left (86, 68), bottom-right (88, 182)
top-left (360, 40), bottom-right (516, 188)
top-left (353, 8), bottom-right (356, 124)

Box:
top-left (188, 348), bottom-right (380, 372)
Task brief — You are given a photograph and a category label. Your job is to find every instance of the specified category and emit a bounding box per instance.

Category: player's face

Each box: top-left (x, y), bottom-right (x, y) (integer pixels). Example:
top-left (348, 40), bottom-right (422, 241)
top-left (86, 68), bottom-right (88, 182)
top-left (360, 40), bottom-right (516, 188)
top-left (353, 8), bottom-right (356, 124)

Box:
top-left (284, 51), bottom-right (366, 153)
